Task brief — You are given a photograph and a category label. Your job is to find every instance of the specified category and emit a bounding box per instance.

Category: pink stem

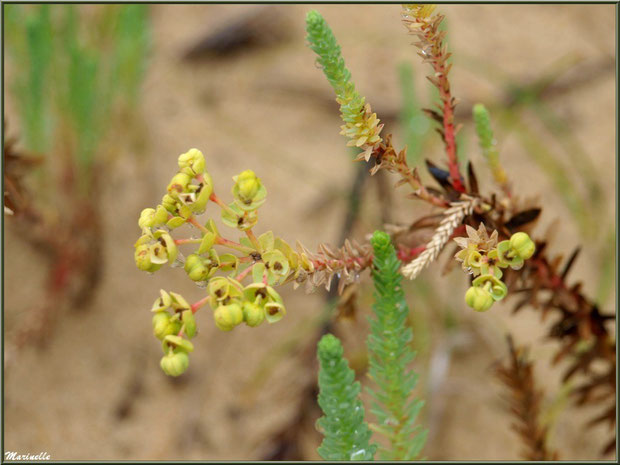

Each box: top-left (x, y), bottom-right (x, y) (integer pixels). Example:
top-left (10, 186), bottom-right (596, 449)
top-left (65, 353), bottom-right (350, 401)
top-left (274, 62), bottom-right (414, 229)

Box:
top-left (190, 295), bottom-right (211, 314)
top-left (236, 263), bottom-right (256, 282)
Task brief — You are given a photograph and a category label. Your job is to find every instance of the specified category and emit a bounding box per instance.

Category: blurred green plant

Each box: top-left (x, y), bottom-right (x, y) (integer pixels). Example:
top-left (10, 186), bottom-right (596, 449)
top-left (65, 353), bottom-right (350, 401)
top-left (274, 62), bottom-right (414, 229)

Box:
top-left (4, 4), bottom-right (150, 354)
top-left (5, 4), bottom-right (150, 187)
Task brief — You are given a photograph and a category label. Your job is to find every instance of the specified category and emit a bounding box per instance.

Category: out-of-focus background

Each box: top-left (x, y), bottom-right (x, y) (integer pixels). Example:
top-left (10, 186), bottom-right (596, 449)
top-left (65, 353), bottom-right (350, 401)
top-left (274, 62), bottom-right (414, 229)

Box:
top-left (3, 4), bottom-right (615, 461)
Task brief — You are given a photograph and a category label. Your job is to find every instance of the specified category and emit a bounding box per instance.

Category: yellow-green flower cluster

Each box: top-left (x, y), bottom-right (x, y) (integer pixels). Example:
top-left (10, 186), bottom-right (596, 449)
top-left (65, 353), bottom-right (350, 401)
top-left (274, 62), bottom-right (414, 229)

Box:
top-left (151, 290), bottom-right (196, 377)
top-left (134, 148), bottom-right (319, 376)
top-left (454, 225), bottom-right (535, 312)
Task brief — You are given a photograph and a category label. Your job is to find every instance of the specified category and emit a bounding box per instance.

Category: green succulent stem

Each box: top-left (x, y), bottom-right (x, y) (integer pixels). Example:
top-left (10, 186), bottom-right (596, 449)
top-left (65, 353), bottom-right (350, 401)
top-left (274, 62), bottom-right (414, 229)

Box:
top-left (316, 334), bottom-right (377, 461)
top-left (367, 230), bottom-right (427, 460)
top-left (305, 10), bottom-right (364, 122)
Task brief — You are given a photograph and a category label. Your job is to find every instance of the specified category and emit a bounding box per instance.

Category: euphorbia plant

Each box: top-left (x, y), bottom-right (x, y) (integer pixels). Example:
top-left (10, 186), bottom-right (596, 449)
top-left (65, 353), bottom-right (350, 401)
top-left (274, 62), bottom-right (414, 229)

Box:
top-left (134, 4), bottom-right (614, 458)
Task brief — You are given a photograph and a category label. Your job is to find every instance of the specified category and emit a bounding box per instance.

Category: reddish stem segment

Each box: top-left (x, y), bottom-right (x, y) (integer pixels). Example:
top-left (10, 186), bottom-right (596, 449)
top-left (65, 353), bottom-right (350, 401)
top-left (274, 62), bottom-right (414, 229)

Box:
top-left (236, 263), bottom-right (256, 282)
top-left (245, 229), bottom-right (261, 251)
top-left (209, 192), bottom-right (235, 213)
top-left (435, 61), bottom-right (465, 193)
top-left (190, 295), bottom-right (211, 313)
top-left (187, 217), bottom-right (209, 234)
top-left (215, 236), bottom-right (253, 254)
top-left (174, 238), bottom-right (201, 245)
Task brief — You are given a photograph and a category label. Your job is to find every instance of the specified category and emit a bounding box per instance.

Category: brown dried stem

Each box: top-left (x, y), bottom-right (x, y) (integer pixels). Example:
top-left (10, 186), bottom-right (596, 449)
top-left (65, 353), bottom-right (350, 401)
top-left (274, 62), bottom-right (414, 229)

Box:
top-left (495, 336), bottom-right (559, 461)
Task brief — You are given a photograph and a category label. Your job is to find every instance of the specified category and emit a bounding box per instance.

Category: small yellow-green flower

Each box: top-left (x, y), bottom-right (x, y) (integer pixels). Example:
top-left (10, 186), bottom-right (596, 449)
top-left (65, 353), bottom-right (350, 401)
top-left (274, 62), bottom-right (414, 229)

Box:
top-left (472, 274), bottom-right (508, 302)
top-left (184, 252), bottom-right (219, 282)
top-left (178, 148), bottom-right (206, 177)
top-left (262, 250), bottom-right (290, 285)
top-left (221, 202), bottom-right (258, 231)
top-left (208, 277), bottom-right (244, 304)
top-left (243, 283), bottom-right (286, 323)
top-left (134, 243), bottom-right (163, 272)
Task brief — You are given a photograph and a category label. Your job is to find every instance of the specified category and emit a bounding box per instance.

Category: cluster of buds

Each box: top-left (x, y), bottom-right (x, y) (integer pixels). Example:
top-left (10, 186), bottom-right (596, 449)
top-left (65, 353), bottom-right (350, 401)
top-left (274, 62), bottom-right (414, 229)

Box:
top-left (454, 224), bottom-right (535, 312)
top-left (151, 290), bottom-right (196, 376)
top-left (134, 148), bottom-right (327, 376)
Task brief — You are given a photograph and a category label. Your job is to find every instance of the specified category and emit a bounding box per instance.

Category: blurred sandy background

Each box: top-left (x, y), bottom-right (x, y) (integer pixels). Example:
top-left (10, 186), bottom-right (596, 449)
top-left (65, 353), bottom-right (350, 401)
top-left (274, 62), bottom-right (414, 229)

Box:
top-left (3, 4), bottom-right (615, 460)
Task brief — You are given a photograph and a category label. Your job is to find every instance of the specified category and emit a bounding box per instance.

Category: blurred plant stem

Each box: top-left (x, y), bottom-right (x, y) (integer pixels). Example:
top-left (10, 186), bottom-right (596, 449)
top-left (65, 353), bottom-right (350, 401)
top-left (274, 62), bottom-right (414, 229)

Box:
top-left (398, 62), bottom-right (429, 167)
top-left (497, 110), bottom-right (595, 238)
top-left (459, 52), bottom-right (609, 241)
top-left (596, 228), bottom-right (616, 306)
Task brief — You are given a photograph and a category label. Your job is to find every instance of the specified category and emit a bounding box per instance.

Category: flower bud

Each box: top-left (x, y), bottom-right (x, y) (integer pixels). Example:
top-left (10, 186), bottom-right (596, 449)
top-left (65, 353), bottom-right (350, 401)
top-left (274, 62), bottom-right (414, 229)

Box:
top-left (155, 314), bottom-right (182, 340)
top-left (152, 312), bottom-right (171, 339)
top-left (167, 172), bottom-right (192, 196)
top-left (231, 170), bottom-right (267, 211)
top-left (138, 205), bottom-right (169, 229)
top-left (509, 232), bottom-right (535, 260)
top-left (184, 253), bottom-right (217, 282)
top-left (465, 286), bottom-right (494, 312)
top-left (138, 208), bottom-right (156, 229)
top-left (178, 148), bottom-right (206, 176)
top-left (242, 302), bottom-right (265, 327)
top-left (162, 194), bottom-right (178, 214)
top-left (160, 350), bottom-right (189, 377)
top-left (235, 170), bottom-right (260, 200)
top-left (213, 303), bottom-right (244, 331)
top-left (153, 313), bottom-right (181, 340)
